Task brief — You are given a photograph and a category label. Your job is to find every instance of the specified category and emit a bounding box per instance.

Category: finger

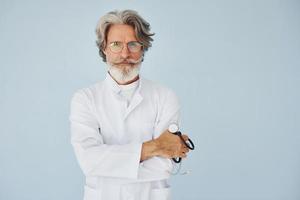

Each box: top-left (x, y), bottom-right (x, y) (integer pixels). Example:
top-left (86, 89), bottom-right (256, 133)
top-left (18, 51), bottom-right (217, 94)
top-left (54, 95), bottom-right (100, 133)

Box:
top-left (169, 152), bottom-right (177, 159)
top-left (184, 147), bottom-right (190, 153)
top-left (181, 134), bottom-right (189, 141)
top-left (173, 150), bottom-right (182, 158)
top-left (182, 147), bottom-right (189, 153)
top-left (180, 152), bottom-right (187, 158)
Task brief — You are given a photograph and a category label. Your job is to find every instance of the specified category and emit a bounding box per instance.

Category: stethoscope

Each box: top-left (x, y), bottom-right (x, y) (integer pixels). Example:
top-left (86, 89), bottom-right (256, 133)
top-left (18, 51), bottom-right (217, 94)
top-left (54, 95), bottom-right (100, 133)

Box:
top-left (168, 124), bottom-right (195, 163)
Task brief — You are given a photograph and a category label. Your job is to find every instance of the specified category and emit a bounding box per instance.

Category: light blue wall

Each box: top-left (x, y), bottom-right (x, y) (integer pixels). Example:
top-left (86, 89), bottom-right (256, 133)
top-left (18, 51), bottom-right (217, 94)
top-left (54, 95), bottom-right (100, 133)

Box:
top-left (0, 0), bottom-right (299, 199)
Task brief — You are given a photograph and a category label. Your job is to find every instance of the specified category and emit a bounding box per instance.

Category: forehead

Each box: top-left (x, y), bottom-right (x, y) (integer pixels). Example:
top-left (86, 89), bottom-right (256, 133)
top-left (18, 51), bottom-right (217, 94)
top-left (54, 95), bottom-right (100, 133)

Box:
top-left (106, 24), bottom-right (137, 42)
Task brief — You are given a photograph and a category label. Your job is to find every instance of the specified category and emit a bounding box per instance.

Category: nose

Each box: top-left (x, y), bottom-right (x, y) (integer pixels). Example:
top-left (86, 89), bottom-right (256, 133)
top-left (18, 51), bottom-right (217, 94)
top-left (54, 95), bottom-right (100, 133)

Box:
top-left (120, 45), bottom-right (130, 59)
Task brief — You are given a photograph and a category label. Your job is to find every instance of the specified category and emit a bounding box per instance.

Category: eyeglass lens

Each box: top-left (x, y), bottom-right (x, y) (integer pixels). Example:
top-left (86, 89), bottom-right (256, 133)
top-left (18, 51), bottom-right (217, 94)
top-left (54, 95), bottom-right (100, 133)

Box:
top-left (109, 41), bottom-right (142, 53)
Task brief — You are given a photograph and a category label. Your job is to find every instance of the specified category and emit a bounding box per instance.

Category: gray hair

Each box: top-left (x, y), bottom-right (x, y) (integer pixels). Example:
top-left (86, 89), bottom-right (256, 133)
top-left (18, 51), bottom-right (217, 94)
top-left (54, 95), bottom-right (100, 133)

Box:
top-left (95, 9), bottom-right (154, 62)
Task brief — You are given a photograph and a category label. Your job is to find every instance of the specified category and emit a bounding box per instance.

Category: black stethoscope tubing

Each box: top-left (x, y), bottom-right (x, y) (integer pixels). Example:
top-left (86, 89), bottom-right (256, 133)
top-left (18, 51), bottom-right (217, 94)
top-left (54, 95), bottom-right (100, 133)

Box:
top-left (172, 131), bottom-right (195, 163)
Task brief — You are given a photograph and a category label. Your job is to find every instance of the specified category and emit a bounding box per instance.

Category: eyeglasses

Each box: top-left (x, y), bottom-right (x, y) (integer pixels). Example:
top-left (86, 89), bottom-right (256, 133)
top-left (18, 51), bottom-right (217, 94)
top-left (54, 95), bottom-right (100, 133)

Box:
top-left (108, 41), bottom-right (143, 53)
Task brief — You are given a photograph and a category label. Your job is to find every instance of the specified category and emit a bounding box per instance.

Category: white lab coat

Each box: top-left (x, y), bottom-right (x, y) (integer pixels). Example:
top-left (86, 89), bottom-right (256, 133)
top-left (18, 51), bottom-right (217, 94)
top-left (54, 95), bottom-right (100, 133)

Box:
top-left (69, 73), bottom-right (180, 200)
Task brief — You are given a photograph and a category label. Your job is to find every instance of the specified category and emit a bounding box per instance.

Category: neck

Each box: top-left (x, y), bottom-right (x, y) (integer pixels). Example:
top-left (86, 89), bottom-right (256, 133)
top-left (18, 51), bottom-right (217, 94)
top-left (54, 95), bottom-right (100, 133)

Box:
top-left (108, 71), bottom-right (139, 85)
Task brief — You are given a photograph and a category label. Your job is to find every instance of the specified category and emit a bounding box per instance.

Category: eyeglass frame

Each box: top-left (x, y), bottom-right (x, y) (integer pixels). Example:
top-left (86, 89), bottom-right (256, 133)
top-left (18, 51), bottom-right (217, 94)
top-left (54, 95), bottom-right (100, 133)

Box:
top-left (106, 41), bottom-right (143, 53)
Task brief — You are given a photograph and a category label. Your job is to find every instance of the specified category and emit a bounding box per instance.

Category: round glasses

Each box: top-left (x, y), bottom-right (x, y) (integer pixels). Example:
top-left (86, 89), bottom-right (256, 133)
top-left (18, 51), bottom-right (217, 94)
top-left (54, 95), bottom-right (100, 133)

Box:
top-left (108, 41), bottom-right (143, 53)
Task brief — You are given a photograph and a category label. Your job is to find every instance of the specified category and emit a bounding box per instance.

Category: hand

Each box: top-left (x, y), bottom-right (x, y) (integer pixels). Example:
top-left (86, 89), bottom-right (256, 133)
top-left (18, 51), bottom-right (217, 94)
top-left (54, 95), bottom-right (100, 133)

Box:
top-left (154, 129), bottom-right (190, 159)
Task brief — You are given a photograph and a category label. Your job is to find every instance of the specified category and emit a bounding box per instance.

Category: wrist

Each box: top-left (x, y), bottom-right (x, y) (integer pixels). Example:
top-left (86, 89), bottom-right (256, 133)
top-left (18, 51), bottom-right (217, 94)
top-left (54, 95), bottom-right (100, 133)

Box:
top-left (150, 139), bottom-right (160, 156)
top-left (141, 139), bottom-right (160, 162)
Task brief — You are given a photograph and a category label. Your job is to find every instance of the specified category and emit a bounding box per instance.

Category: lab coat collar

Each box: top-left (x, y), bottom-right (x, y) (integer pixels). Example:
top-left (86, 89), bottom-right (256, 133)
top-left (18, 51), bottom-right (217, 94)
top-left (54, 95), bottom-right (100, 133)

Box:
top-left (104, 72), bottom-right (121, 94)
top-left (104, 72), bottom-right (143, 120)
top-left (104, 72), bottom-right (142, 94)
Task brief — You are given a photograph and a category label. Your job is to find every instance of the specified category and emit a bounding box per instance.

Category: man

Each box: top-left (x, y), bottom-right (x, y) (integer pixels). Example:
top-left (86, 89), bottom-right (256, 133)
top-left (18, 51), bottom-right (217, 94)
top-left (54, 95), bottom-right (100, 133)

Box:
top-left (70, 9), bottom-right (191, 200)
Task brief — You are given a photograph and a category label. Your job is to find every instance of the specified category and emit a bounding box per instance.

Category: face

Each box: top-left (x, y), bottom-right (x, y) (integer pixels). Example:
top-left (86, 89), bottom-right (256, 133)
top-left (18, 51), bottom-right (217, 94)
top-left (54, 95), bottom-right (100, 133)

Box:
top-left (103, 24), bottom-right (143, 84)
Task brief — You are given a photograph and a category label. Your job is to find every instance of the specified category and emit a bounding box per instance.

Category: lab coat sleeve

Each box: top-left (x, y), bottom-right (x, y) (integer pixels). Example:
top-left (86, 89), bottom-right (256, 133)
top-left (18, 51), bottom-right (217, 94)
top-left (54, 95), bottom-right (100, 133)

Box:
top-left (155, 88), bottom-right (181, 137)
top-left (69, 89), bottom-right (142, 179)
top-left (140, 88), bottom-right (180, 177)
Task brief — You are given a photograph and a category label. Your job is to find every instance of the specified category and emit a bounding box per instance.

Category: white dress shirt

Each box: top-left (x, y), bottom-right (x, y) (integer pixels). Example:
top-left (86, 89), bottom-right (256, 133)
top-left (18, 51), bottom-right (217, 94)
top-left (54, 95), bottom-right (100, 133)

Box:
top-left (119, 79), bottom-right (139, 108)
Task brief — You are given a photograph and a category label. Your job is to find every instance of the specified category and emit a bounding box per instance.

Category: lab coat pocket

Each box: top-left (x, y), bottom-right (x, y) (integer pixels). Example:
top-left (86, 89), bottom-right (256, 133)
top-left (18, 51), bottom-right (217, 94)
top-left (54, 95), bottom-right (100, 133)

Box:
top-left (149, 187), bottom-right (171, 200)
top-left (83, 186), bottom-right (99, 200)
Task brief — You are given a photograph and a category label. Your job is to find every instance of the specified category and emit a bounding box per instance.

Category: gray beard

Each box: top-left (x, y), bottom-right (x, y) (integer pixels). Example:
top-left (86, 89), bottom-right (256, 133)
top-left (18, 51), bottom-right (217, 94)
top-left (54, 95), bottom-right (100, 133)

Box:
top-left (107, 63), bottom-right (141, 84)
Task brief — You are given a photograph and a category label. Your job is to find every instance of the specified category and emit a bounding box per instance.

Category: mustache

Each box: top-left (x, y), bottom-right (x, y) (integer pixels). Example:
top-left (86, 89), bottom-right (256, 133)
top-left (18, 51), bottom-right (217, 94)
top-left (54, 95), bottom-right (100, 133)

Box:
top-left (112, 56), bottom-right (143, 65)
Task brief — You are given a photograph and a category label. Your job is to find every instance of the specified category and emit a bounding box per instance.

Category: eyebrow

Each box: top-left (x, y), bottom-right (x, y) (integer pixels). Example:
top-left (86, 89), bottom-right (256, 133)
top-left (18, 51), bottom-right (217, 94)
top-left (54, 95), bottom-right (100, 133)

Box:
top-left (108, 40), bottom-right (139, 43)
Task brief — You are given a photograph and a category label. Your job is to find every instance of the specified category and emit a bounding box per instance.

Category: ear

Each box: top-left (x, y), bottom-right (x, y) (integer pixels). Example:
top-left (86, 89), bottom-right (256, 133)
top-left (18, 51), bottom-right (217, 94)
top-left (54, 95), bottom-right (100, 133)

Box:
top-left (102, 49), bottom-right (107, 55)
